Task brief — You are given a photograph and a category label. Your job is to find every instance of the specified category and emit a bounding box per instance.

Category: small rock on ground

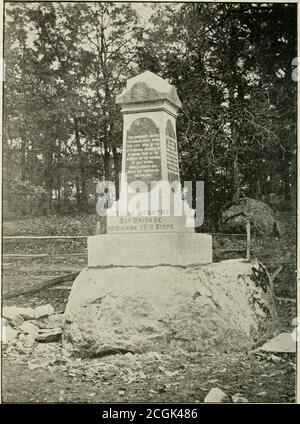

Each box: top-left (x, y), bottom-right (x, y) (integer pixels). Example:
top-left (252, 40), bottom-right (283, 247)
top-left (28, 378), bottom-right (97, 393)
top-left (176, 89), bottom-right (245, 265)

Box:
top-left (34, 305), bottom-right (55, 319)
top-left (2, 319), bottom-right (19, 344)
top-left (3, 306), bottom-right (35, 321)
top-left (36, 328), bottom-right (62, 343)
top-left (232, 393), bottom-right (249, 403)
top-left (259, 333), bottom-right (296, 354)
top-left (204, 388), bottom-right (230, 403)
top-left (2, 309), bottom-right (24, 327)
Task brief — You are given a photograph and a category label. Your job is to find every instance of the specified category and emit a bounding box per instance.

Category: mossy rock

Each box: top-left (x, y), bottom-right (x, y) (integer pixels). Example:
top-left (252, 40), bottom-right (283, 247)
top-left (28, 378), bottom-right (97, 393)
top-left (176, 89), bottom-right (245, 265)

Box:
top-left (219, 197), bottom-right (279, 236)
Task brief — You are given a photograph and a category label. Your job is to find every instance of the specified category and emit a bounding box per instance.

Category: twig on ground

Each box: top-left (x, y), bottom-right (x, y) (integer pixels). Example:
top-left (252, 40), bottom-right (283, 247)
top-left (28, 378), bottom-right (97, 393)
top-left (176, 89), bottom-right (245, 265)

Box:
top-left (3, 272), bottom-right (80, 299)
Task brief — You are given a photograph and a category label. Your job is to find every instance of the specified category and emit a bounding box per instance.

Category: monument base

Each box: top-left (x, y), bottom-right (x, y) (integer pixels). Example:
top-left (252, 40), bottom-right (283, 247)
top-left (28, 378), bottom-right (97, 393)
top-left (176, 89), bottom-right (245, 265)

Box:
top-left (63, 259), bottom-right (277, 358)
top-left (88, 233), bottom-right (212, 267)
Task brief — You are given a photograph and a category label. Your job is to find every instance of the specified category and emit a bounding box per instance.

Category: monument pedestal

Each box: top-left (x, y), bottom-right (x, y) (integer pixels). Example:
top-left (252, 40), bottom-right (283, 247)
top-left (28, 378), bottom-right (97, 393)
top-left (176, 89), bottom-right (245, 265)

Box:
top-left (88, 233), bottom-right (212, 267)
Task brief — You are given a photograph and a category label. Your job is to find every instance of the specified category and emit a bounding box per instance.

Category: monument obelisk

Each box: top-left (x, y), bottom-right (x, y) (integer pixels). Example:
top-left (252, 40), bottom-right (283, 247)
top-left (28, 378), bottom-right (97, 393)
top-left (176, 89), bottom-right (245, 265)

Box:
top-left (88, 71), bottom-right (212, 266)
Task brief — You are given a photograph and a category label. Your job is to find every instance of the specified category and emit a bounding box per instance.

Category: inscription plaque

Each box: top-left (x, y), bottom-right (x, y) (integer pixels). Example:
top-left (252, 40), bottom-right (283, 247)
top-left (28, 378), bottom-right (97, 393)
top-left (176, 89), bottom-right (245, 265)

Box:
top-left (166, 120), bottom-right (180, 182)
top-left (126, 117), bottom-right (161, 186)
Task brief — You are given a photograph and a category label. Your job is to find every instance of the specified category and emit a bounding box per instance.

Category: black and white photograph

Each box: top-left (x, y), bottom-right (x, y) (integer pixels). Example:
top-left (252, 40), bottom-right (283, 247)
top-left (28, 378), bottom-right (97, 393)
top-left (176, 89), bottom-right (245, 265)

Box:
top-left (0, 0), bottom-right (298, 407)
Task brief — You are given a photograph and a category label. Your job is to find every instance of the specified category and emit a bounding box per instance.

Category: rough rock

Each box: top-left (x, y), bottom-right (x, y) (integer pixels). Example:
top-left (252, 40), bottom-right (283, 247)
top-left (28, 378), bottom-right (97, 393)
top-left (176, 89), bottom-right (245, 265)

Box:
top-left (19, 332), bottom-right (36, 347)
top-left (63, 259), bottom-right (277, 358)
top-left (269, 354), bottom-right (283, 363)
top-left (34, 305), bottom-right (55, 319)
top-left (3, 306), bottom-right (35, 321)
top-left (2, 308), bottom-right (24, 327)
top-left (36, 328), bottom-right (62, 342)
top-left (37, 313), bottom-right (64, 329)
top-left (19, 308), bottom-right (36, 321)
top-left (204, 388), bottom-right (230, 403)
top-left (219, 197), bottom-right (278, 235)
top-left (2, 319), bottom-right (18, 344)
top-left (232, 393), bottom-right (249, 403)
top-left (259, 333), bottom-right (296, 354)
top-left (19, 321), bottom-right (39, 345)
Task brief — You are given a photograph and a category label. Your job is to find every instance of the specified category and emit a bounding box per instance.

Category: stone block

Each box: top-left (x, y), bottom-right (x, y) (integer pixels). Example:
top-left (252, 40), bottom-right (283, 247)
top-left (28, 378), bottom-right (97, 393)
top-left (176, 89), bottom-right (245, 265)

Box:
top-left (88, 233), bottom-right (212, 267)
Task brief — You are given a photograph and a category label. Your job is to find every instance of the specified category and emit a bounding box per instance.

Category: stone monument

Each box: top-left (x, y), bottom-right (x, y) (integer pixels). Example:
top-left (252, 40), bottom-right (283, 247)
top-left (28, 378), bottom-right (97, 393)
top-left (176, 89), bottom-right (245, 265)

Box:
top-left (89, 71), bottom-right (212, 267)
top-left (63, 72), bottom-right (277, 358)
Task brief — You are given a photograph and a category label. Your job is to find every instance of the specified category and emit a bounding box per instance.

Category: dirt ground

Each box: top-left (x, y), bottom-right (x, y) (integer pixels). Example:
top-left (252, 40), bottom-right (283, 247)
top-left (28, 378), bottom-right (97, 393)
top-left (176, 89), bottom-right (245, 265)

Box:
top-left (1, 212), bottom-right (297, 403)
top-left (2, 348), bottom-right (296, 403)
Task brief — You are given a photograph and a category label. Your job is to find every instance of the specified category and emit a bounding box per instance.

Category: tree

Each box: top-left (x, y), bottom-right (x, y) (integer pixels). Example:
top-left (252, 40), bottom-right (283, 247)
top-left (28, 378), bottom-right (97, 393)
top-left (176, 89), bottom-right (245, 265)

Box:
top-left (138, 2), bottom-right (297, 224)
top-left (3, 2), bottom-right (297, 222)
top-left (4, 2), bottom-right (144, 214)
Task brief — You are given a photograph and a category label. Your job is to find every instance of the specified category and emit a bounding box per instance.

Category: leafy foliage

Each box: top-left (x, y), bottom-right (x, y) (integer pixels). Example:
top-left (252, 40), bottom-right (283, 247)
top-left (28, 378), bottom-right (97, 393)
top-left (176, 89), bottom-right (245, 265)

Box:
top-left (3, 177), bottom-right (48, 219)
top-left (3, 2), bottom-right (297, 226)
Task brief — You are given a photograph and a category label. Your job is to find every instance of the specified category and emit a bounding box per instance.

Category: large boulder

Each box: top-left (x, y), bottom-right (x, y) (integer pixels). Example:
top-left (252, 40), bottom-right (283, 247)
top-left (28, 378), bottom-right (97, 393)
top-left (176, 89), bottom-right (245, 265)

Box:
top-left (63, 259), bottom-right (277, 358)
top-left (219, 197), bottom-right (279, 235)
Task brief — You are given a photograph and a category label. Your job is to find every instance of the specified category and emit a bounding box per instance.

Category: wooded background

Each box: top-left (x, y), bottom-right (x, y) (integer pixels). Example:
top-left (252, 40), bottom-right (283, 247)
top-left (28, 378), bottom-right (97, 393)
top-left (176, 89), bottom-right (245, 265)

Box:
top-left (3, 2), bottom-right (297, 226)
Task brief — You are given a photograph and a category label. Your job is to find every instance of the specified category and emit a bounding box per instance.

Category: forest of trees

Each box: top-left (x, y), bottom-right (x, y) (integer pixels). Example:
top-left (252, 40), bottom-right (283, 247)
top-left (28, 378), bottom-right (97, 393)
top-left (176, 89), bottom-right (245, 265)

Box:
top-left (3, 2), bottom-right (297, 223)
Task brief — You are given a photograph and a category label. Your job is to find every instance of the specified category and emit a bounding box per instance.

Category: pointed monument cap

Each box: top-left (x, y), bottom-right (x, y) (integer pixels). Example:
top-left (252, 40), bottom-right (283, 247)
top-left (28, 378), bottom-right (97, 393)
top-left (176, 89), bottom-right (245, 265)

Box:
top-left (116, 71), bottom-right (182, 109)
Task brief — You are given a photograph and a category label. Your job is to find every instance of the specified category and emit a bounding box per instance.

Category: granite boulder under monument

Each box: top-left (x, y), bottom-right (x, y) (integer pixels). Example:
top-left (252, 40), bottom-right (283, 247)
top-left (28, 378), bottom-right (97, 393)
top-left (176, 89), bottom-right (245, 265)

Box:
top-left (63, 71), bottom-right (277, 358)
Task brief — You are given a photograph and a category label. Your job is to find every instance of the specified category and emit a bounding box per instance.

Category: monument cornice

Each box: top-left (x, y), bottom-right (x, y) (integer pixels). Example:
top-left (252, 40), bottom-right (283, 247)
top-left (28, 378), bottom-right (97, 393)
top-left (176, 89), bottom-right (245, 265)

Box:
top-left (116, 75), bottom-right (182, 110)
top-left (121, 106), bottom-right (178, 119)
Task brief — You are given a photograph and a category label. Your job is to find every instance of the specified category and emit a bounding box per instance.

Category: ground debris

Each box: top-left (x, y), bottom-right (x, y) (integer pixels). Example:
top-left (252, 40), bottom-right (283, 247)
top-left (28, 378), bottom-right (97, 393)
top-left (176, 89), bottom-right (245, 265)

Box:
top-left (257, 391), bottom-right (267, 397)
top-left (36, 328), bottom-right (62, 342)
top-left (232, 393), bottom-right (249, 403)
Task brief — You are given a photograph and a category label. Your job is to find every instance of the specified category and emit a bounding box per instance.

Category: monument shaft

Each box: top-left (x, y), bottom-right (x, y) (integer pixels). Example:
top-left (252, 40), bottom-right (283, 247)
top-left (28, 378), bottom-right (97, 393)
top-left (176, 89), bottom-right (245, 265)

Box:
top-left (89, 71), bottom-right (212, 264)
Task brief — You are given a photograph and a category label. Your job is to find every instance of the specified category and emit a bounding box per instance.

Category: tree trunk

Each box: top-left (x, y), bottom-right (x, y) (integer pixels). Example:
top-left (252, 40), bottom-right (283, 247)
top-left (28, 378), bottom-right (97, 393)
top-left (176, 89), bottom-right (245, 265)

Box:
top-left (233, 152), bottom-right (241, 203)
top-left (44, 147), bottom-right (53, 215)
top-left (103, 145), bottom-right (111, 181)
top-left (75, 175), bottom-right (80, 208)
top-left (63, 171), bottom-right (70, 213)
top-left (74, 116), bottom-right (88, 212)
top-left (283, 169), bottom-right (291, 207)
top-left (256, 177), bottom-right (262, 200)
top-left (57, 140), bottom-right (62, 214)
top-left (112, 146), bottom-right (120, 199)
top-left (20, 139), bottom-right (26, 181)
